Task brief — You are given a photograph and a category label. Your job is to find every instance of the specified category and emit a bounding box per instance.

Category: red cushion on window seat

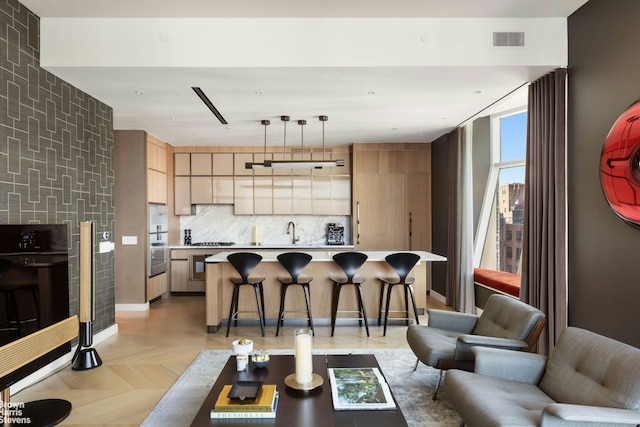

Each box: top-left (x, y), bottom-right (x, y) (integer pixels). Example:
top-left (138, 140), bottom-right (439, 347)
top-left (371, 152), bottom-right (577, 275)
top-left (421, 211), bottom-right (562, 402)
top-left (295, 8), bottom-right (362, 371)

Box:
top-left (473, 268), bottom-right (520, 297)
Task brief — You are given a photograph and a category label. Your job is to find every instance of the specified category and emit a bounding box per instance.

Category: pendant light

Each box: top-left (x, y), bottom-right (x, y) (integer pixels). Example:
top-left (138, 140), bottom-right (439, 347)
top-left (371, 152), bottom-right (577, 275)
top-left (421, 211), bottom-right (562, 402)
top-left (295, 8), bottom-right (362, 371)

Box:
top-left (263, 115), bottom-right (344, 169)
top-left (245, 120), bottom-right (270, 169)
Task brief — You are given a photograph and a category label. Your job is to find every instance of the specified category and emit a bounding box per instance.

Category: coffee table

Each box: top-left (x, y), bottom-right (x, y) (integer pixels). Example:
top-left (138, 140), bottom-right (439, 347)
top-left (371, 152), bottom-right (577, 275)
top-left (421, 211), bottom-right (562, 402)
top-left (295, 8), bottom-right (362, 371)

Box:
top-left (189, 354), bottom-right (408, 427)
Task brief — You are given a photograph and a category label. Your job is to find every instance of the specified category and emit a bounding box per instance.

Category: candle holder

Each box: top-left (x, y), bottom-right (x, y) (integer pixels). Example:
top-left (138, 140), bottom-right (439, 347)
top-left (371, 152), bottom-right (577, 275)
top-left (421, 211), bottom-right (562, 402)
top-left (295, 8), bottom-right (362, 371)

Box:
top-left (284, 328), bottom-right (323, 390)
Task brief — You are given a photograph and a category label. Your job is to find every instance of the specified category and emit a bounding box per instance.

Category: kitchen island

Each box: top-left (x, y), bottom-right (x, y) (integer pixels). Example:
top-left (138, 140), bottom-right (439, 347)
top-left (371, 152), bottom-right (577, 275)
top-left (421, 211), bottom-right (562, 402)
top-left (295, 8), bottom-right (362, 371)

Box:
top-left (204, 249), bottom-right (446, 333)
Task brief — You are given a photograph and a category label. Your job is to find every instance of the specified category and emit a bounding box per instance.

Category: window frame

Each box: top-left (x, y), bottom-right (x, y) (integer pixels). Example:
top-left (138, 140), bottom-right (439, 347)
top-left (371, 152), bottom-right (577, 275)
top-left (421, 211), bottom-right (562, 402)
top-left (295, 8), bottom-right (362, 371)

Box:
top-left (473, 106), bottom-right (527, 268)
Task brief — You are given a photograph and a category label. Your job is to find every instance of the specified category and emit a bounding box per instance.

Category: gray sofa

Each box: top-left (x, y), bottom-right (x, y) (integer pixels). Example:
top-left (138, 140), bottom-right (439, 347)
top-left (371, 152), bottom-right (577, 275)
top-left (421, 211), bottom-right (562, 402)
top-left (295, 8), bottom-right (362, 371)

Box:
top-left (445, 327), bottom-right (640, 426)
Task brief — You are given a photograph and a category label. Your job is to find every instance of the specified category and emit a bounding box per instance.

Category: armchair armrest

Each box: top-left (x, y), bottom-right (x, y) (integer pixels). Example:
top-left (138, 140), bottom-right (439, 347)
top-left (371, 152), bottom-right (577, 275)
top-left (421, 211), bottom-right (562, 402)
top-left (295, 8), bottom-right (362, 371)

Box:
top-left (454, 335), bottom-right (529, 361)
top-left (542, 403), bottom-right (640, 426)
top-left (472, 346), bottom-right (548, 384)
top-left (427, 309), bottom-right (478, 333)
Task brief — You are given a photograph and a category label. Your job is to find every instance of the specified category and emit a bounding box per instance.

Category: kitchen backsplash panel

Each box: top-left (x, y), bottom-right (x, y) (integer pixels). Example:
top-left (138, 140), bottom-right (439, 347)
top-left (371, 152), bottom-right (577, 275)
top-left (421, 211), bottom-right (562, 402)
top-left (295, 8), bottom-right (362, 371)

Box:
top-left (181, 205), bottom-right (351, 246)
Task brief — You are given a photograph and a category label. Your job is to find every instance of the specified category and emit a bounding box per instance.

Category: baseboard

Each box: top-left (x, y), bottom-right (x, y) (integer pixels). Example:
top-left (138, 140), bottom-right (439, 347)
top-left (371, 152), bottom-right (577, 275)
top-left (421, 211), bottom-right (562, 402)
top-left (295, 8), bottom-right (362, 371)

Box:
top-left (115, 302), bottom-right (150, 312)
top-left (10, 323), bottom-right (119, 395)
top-left (430, 290), bottom-right (446, 304)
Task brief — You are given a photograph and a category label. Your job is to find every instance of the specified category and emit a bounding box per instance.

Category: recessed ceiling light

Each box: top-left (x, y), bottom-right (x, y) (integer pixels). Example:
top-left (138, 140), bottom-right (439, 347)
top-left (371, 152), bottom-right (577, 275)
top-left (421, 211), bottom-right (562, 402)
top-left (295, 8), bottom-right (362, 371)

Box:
top-left (368, 91), bottom-right (376, 95)
top-left (134, 90), bottom-right (144, 95)
top-left (255, 90), bottom-right (264, 95)
top-left (440, 116), bottom-right (448, 120)
top-left (171, 117), bottom-right (179, 121)
top-left (474, 90), bottom-right (483, 94)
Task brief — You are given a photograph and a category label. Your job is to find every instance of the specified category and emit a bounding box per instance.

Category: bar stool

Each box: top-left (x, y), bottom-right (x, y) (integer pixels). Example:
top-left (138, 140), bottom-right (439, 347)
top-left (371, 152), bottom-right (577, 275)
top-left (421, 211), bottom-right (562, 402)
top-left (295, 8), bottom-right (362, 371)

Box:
top-left (0, 258), bottom-right (40, 337)
top-left (330, 252), bottom-right (369, 337)
top-left (275, 252), bottom-right (314, 337)
top-left (378, 252), bottom-right (421, 336)
top-left (226, 252), bottom-right (266, 337)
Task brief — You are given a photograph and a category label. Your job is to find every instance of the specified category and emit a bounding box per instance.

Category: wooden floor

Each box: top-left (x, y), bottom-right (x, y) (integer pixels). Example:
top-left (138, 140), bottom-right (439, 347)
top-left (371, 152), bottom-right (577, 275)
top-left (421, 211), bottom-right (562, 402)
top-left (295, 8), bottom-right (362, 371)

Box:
top-left (13, 294), bottom-right (448, 426)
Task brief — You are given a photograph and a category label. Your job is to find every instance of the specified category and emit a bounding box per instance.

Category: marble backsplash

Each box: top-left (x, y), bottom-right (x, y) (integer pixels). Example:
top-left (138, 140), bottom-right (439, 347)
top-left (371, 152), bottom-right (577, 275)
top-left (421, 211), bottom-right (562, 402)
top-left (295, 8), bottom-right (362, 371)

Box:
top-left (180, 205), bottom-right (351, 246)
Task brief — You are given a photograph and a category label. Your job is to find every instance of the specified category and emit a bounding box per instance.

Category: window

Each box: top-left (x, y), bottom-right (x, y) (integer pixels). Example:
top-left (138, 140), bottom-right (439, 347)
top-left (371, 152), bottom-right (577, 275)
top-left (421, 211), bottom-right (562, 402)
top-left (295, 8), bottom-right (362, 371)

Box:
top-left (475, 109), bottom-right (527, 275)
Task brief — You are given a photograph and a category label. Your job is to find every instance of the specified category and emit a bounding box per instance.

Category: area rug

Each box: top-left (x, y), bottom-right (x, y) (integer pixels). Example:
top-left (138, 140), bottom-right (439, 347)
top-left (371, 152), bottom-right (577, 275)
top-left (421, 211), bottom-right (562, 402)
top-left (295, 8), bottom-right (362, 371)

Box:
top-left (141, 348), bottom-right (461, 426)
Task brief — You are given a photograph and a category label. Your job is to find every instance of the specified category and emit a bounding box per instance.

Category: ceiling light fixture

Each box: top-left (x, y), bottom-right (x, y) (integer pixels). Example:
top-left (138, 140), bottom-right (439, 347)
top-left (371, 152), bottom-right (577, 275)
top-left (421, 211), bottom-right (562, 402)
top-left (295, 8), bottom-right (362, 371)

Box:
top-left (191, 86), bottom-right (228, 125)
top-left (245, 120), bottom-right (270, 169)
top-left (246, 115), bottom-right (344, 169)
top-left (260, 115), bottom-right (344, 169)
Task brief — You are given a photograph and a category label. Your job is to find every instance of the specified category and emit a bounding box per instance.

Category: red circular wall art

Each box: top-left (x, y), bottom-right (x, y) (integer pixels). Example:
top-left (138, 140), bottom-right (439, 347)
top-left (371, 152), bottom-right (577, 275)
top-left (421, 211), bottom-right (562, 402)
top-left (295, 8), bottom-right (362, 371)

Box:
top-left (600, 99), bottom-right (640, 227)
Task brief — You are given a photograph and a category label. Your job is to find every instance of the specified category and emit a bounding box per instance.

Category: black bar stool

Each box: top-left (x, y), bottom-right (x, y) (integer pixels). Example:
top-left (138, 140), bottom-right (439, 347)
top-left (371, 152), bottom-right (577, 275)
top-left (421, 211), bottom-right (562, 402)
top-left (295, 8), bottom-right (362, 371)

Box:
top-left (0, 258), bottom-right (40, 337)
top-left (330, 252), bottom-right (369, 337)
top-left (226, 252), bottom-right (266, 337)
top-left (275, 252), bottom-right (314, 337)
top-left (378, 252), bottom-right (421, 336)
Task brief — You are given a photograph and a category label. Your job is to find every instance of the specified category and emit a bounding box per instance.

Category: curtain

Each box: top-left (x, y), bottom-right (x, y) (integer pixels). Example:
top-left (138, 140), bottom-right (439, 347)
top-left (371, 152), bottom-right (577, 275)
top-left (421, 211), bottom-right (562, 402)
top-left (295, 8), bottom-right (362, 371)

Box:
top-left (446, 127), bottom-right (475, 313)
top-left (520, 68), bottom-right (568, 354)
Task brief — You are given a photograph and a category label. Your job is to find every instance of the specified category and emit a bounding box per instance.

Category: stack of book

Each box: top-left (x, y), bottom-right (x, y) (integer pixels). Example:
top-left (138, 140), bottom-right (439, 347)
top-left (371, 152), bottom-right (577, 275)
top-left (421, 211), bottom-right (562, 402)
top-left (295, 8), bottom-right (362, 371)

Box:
top-left (210, 384), bottom-right (279, 419)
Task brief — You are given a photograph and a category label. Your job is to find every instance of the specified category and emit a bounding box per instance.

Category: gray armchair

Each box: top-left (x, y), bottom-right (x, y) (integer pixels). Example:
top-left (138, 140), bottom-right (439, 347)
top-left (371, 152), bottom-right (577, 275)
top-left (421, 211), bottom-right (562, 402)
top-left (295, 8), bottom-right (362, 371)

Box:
top-left (406, 294), bottom-right (546, 398)
top-left (445, 327), bottom-right (640, 426)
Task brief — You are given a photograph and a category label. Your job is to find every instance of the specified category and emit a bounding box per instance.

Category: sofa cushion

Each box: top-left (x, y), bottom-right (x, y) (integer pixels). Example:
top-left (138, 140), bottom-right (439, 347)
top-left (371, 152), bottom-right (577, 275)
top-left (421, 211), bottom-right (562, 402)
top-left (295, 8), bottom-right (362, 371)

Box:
top-left (539, 327), bottom-right (640, 410)
top-left (445, 369), bottom-right (555, 427)
top-left (474, 294), bottom-right (544, 341)
top-left (406, 325), bottom-right (461, 366)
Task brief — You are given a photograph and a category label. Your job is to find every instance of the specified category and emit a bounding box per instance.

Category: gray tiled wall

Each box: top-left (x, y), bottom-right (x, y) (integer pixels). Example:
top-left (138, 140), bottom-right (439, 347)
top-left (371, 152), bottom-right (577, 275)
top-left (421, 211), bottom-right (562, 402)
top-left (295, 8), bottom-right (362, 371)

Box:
top-left (0, 0), bottom-right (115, 331)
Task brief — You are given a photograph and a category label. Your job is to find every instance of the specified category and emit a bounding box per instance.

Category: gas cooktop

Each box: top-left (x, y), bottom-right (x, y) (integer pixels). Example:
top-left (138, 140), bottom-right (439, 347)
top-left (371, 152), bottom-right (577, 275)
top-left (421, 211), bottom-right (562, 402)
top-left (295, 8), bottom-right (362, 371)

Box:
top-left (191, 242), bottom-right (236, 247)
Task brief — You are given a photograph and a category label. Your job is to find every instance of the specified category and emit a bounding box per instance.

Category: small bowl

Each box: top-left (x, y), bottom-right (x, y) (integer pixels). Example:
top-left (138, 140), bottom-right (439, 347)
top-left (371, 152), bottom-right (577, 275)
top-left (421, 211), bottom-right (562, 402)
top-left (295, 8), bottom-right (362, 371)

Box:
top-left (232, 339), bottom-right (253, 355)
top-left (252, 350), bottom-right (270, 368)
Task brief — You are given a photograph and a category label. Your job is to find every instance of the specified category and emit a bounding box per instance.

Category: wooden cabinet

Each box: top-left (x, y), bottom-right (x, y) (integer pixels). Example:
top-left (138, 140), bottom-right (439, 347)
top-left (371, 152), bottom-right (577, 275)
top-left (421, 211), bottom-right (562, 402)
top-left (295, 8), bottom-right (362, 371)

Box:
top-left (212, 153), bottom-right (234, 175)
top-left (147, 137), bottom-right (168, 204)
top-left (191, 153), bottom-right (212, 175)
top-left (174, 146), bottom-right (351, 215)
top-left (353, 143), bottom-right (431, 251)
top-left (174, 176), bottom-right (193, 215)
top-left (147, 272), bottom-right (168, 301)
top-left (170, 249), bottom-right (208, 293)
top-left (354, 173), bottom-right (407, 249)
top-left (175, 153), bottom-right (191, 176)
top-left (147, 169), bottom-right (168, 204)
top-left (234, 176), bottom-right (254, 214)
top-left (114, 130), bottom-right (169, 305)
top-left (174, 153), bottom-right (235, 214)
top-left (170, 259), bottom-right (189, 292)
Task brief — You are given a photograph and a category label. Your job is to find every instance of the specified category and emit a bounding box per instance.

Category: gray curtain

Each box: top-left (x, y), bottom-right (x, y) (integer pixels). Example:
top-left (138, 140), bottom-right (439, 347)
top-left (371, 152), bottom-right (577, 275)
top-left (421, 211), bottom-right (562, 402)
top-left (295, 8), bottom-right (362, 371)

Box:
top-left (446, 127), bottom-right (475, 313)
top-left (520, 68), bottom-right (567, 354)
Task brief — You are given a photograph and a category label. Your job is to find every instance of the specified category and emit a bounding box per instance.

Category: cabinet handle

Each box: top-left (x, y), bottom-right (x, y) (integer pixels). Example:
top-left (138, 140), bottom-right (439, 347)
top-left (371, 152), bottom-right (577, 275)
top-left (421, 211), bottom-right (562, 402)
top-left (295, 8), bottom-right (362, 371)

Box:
top-left (356, 201), bottom-right (361, 245)
top-left (409, 211), bottom-right (413, 251)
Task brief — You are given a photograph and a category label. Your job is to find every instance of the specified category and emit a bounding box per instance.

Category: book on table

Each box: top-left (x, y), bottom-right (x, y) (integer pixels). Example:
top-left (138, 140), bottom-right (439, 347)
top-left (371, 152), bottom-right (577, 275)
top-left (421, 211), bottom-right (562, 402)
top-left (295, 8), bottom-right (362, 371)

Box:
top-left (211, 384), bottom-right (278, 419)
top-left (328, 367), bottom-right (396, 411)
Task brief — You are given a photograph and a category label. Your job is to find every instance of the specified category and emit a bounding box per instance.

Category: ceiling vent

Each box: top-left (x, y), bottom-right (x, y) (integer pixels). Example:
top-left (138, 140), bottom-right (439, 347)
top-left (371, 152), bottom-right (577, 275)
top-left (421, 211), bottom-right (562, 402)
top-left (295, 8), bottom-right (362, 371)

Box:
top-left (492, 32), bottom-right (525, 47)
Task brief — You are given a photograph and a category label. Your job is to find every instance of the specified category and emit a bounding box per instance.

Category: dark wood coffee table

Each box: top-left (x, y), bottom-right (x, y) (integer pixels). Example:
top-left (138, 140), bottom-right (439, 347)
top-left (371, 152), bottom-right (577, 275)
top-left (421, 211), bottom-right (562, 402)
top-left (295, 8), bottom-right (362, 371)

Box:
top-left (189, 354), bottom-right (408, 427)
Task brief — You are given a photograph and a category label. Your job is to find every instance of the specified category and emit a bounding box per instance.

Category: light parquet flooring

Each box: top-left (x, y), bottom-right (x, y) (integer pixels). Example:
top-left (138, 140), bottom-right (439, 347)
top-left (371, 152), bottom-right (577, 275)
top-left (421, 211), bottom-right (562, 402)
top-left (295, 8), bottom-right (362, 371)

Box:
top-left (13, 294), bottom-right (449, 426)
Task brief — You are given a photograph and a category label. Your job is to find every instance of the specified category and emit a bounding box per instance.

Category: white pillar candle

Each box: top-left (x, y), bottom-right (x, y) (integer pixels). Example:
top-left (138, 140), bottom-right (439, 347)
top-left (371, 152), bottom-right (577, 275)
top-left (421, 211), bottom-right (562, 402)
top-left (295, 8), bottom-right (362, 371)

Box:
top-left (294, 329), bottom-right (313, 384)
top-left (253, 225), bottom-right (260, 244)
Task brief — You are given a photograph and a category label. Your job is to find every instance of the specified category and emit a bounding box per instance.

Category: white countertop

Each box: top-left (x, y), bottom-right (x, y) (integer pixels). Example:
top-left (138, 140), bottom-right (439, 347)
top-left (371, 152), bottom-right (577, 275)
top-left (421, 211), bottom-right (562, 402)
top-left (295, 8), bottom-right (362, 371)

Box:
top-left (170, 244), bottom-right (355, 250)
top-left (205, 250), bottom-right (446, 263)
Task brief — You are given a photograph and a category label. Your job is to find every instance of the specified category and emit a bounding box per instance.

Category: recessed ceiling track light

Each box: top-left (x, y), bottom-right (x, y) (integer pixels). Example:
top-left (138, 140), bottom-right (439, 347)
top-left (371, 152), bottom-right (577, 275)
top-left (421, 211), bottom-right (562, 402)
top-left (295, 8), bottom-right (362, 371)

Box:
top-left (191, 87), bottom-right (228, 125)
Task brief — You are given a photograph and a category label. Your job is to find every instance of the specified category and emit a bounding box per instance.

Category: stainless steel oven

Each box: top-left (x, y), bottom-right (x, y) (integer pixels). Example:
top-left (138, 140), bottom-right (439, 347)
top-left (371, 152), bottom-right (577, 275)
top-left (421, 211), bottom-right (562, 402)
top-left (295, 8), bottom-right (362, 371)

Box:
top-left (190, 254), bottom-right (213, 281)
top-left (148, 203), bottom-right (168, 277)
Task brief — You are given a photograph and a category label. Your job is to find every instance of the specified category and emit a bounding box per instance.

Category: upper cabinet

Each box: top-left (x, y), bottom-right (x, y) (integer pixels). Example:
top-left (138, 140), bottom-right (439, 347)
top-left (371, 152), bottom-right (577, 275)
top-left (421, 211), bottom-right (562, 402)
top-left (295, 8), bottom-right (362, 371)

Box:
top-left (147, 135), bottom-right (168, 204)
top-left (174, 146), bottom-right (351, 216)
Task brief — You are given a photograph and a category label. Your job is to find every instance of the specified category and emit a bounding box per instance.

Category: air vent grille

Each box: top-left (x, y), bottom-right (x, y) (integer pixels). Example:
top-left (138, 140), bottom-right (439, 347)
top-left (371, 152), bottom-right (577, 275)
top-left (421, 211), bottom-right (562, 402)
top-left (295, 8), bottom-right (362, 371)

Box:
top-left (492, 32), bottom-right (525, 47)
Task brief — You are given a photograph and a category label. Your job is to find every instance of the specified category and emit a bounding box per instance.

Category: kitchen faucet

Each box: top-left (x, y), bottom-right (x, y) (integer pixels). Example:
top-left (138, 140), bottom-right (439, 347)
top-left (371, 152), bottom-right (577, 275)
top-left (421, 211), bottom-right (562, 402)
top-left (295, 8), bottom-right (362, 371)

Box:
top-left (286, 221), bottom-right (299, 244)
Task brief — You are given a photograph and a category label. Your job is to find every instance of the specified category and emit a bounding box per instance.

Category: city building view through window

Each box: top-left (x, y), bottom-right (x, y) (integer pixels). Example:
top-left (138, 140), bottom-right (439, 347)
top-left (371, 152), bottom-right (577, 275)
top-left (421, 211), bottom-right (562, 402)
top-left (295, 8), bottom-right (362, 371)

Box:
top-left (478, 110), bottom-right (527, 274)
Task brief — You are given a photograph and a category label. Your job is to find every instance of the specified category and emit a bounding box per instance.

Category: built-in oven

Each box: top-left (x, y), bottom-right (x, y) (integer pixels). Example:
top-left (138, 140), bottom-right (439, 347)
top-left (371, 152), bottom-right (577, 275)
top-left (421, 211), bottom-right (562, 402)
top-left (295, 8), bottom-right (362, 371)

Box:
top-left (148, 203), bottom-right (168, 277)
top-left (149, 239), bottom-right (168, 278)
top-left (190, 253), bottom-right (213, 281)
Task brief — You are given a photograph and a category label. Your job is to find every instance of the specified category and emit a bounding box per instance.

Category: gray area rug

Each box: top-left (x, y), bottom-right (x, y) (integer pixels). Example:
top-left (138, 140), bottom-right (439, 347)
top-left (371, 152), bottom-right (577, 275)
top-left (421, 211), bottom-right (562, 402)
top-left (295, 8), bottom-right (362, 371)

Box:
top-left (141, 348), bottom-right (461, 426)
